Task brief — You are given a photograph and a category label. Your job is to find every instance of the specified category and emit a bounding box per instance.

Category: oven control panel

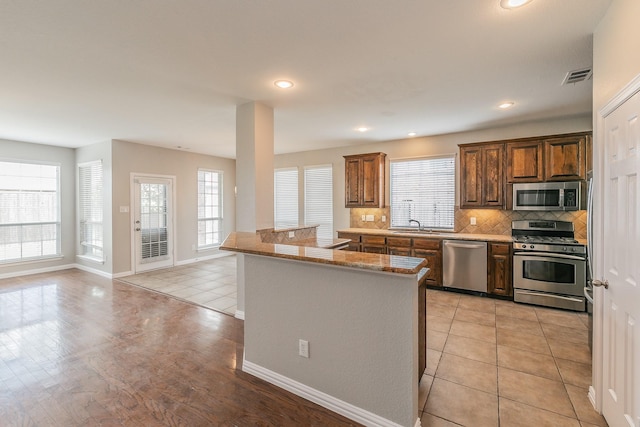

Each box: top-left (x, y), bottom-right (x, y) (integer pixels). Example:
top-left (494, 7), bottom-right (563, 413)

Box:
top-left (513, 242), bottom-right (586, 255)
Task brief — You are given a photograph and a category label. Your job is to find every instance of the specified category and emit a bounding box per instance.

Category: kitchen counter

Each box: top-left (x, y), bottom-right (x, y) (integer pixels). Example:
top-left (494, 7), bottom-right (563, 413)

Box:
top-left (337, 228), bottom-right (514, 243)
top-left (221, 232), bottom-right (427, 274)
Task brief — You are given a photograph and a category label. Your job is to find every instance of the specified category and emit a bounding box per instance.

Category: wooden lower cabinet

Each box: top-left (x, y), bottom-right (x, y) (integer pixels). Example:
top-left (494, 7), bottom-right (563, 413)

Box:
top-left (336, 232), bottom-right (361, 251)
top-left (487, 242), bottom-right (512, 296)
top-left (387, 237), bottom-right (412, 257)
top-left (361, 235), bottom-right (386, 254)
top-left (412, 239), bottom-right (442, 287)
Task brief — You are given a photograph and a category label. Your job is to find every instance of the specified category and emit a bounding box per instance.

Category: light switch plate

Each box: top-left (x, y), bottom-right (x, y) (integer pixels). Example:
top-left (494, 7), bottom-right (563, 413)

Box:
top-left (365, 214), bottom-right (374, 222)
top-left (119, 206), bottom-right (129, 213)
top-left (288, 231), bottom-right (295, 238)
top-left (470, 217), bottom-right (477, 225)
top-left (298, 339), bottom-right (309, 358)
top-left (361, 215), bottom-right (366, 221)
top-left (381, 215), bottom-right (386, 222)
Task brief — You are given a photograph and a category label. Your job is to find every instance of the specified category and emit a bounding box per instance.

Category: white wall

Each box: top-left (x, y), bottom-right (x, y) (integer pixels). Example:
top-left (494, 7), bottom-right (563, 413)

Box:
top-left (0, 139), bottom-right (76, 276)
top-left (75, 140), bottom-right (113, 275)
top-left (110, 140), bottom-right (236, 275)
top-left (275, 115), bottom-right (592, 233)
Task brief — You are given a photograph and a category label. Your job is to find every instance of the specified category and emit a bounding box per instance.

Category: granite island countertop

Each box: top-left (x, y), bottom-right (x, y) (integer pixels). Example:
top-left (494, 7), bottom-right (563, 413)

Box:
top-left (337, 228), bottom-right (514, 243)
top-left (220, 232), bottom-right (427, 274)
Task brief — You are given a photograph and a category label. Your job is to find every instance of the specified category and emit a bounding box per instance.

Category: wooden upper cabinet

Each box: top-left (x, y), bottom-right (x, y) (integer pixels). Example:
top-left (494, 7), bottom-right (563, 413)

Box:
top-left (506, 140), bottom-right (544, 183)
top-left (460, 143), bottom-right (504, 208)
top-left (344, 152), bottom-right (386, 208)
top-left (544, 135), bottom-right (587, 181)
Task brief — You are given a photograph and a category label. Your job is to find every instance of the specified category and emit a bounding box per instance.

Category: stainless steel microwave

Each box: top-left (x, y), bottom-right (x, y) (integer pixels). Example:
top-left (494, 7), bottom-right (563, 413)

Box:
top-left (513, 182), bottom-right (582, 211)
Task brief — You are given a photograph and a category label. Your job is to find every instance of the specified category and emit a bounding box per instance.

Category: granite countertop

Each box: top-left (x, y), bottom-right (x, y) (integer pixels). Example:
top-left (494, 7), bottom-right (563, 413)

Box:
top-left (337, 228), bottom-right (514, 243)
top-left (220, 232), bottom-right (428, 274)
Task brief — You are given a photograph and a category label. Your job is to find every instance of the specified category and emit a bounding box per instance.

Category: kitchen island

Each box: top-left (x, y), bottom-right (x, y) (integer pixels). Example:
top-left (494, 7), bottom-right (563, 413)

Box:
top-left (221, 231), bottom-right (427, 427)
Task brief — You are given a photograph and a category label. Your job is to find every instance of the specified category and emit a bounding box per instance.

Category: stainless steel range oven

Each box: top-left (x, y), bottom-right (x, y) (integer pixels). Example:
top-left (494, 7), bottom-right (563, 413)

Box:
top-left (512, 220), bottom-right (586, 311)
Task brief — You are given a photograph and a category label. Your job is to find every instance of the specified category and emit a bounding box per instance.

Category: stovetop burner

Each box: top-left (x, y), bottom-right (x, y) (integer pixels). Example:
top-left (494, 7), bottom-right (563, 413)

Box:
top-left (511, 219), bottom-right (586, 255)
top-left (512, 235), bottom-right (579, 245)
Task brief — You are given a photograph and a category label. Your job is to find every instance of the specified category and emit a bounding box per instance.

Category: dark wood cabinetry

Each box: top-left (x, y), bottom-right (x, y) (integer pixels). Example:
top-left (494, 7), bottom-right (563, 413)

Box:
top-left (487, 242), bottom-right (512, 296)
top-left (337, 233), bottom-right (361, 252)
top-left (412, 239), bottom-right (442, 287)
top-left (344, 152), bottom-right (386, 208)
top-left (506, 140), bottom-right (544, 182)
top-left (460, 143), bottom-right (504, 208)
top-left (544, 135), bottom-right (587, 181)
top-left (387, 237), bottom-right (412, 256)
top-left (361, 235), bottom-right (386, 254)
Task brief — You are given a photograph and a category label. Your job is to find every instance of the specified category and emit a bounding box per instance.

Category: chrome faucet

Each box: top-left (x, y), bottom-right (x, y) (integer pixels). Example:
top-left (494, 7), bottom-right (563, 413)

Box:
top-left (409, 219), bottom-right (422, 231)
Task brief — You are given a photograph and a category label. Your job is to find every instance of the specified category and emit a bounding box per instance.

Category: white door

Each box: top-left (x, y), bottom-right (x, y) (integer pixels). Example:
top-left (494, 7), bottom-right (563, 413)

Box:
top-left (601, 88), bottom-right (640, 427)
top-left (133, 176), bottom-right (174, 272)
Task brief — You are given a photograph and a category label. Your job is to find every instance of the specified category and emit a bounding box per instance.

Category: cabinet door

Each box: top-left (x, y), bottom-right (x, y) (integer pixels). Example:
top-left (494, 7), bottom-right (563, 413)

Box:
top-left (337, 232), bottom-right (362, 252)
top-left (460, 146), bottom-right (483, 207)
top-left (482, 144), bottom-right (504, 206)
top-left (544, 136), bottom-right (586, 181)
top-left (344, 158), bottom-right (362, 207)
top-left (362, 155), bottom-right (381, 207)
top-left (413, 248), bottom-right (442, 286)
top-left (506, 140), bottom-right (544, 182)
top-left (487, 243), bottom-right (512, 296)
top-left (388, 247), bottom-right (412, 256)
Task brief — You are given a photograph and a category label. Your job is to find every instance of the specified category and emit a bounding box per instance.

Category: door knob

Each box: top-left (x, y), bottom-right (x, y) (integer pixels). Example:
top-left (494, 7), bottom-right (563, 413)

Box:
top-left (592, 279), bottom-right (609, 289)
top-left (135, 228), bottom-right (141, 231)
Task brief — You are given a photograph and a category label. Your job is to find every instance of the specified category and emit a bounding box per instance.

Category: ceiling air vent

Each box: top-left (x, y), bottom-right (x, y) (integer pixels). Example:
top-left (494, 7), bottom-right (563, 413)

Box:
top-left (562, 68), bottom-right (593, 85)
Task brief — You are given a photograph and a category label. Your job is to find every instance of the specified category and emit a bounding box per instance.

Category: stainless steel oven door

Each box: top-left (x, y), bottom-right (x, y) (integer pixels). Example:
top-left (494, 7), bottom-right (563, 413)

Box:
top-left (513, 252), bottom-right (586, 297)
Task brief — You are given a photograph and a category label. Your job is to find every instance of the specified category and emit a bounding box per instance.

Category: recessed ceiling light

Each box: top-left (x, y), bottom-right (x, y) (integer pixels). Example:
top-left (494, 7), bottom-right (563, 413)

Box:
top-left (408, 132), bottom-right (417, 137)
top-left (498, 102), bottom-right (515, 109)
top-left (274, 80), bottom-right (294, 89)
top-left (500, 0), bottom-right (533, 9)
top-left (356, 127), bottom-right (370, 133)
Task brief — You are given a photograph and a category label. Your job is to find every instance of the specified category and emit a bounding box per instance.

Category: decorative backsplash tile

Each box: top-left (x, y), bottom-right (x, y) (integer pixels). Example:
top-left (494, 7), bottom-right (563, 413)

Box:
top-left (349, 207), bottom-right (587, 240)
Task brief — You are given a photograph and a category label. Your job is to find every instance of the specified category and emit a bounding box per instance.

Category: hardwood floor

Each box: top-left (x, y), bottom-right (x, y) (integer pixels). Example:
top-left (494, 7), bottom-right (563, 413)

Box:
top-left (0, 269), bottom-right (358, 426)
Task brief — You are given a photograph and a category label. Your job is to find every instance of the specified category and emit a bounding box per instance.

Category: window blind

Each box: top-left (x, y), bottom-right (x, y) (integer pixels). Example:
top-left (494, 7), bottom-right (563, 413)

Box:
top-left (390, 156), bottom-right (455, 230)
top-left (274, 168), bottom-right (299, 229)
top-left (78, 160), bottom-right (103, 261)
top-left (304, 165), bottom-right (333, 239)
top-left (197, 169), bottom-right (223, 248)
top-left (0, 161), bottom-right (61, 263)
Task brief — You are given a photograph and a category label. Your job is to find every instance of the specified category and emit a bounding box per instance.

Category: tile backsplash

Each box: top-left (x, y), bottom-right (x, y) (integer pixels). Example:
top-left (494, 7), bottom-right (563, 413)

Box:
top-left (349, 207), bottom-right (587, 240)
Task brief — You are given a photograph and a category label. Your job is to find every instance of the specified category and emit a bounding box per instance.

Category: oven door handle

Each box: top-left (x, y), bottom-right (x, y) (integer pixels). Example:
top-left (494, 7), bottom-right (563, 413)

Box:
top-left (513, 252), bottom-right (585, 261)
top-left (584, 286), bottom-right (594, 304)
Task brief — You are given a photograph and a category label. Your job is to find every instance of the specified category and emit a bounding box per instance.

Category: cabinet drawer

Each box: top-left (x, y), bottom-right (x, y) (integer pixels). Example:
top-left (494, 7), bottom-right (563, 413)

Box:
top-left (337, 232), bottom-right (361, 243)
top-left (413, 238), bottom-right (440, 250)
top-left (361, 235), bottom-right (386, 245)
top-left (386, 237), bottom-right (411, 247)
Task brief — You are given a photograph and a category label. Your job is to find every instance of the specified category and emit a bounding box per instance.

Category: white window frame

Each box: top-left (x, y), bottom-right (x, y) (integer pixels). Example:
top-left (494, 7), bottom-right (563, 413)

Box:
top-left (77, 160), bottom-right (104, 263)
top-left (390, 154), bottom-right (456, 231)
top-left (274, 167), bottom-right (300, 229)
top-left (0, 159), bottom-right (61, 264)
top-left (304, 164), bottom-right (333, 239)
top-left (197, 169), bottom-right (223, 249)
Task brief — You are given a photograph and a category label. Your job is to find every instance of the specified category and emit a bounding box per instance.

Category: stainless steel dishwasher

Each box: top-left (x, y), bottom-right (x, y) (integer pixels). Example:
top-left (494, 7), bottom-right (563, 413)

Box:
top-left (443, 240), bottom-right (488, 292)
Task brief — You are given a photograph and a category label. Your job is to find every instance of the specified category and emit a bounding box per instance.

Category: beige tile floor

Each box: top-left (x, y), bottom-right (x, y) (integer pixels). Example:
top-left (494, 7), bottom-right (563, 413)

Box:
top-left (118, 254), bottom-right (237, 316)
top-left (419, 288), bottom-right (608, 427)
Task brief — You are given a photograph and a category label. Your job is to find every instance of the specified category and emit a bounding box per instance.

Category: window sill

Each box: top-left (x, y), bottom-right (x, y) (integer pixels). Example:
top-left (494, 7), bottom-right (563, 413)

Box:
top-left (0, 255), bottom-right (64, 268)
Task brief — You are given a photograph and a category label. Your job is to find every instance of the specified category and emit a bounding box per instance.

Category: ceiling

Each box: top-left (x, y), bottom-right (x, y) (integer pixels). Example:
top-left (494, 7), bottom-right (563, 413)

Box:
top-left (0, 1), bottom-right (611, 159)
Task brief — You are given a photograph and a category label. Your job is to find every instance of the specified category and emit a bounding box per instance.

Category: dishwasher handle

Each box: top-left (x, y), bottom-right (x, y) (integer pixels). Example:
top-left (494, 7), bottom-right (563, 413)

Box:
top-left (444, 242), bottom-right (486, 249)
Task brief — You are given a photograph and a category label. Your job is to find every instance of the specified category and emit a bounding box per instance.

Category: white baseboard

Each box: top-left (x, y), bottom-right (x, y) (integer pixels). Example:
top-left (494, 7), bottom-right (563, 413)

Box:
top-left (74, 263), bottom-right (113, 279)
top-left (242, 359), bottom-right (404, 427)
top-left (414, 418), bottom-right (422, 427)
top-left (112, 270), bottom-right (134, 279)
top-left (234, 310), bottom-right (245, 320)
top-left (175, 251), bottom-right (234, 266)
top-left (588, 385), bottom-right (597, 409)
top-left (0, 263), bottom-right (76, 280)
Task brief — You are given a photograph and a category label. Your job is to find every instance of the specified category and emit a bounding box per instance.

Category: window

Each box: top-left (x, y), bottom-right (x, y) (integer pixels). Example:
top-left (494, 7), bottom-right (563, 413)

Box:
top-left (274, 168), bottom-right (299, 229)
top-left (304, 165), bottom-right (333, 239)
top-left (390, 155), bottom-right (455, 230)
top-left (78, 161), bottom-right (103, 261)
top-left (0, 161), bottom-right (61, 263)
top-left (197, 169), bottom-right (223, 248)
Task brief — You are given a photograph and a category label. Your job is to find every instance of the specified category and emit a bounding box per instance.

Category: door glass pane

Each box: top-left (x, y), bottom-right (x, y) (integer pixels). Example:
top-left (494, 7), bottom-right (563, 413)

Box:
top-left (140, 183), bottom-right (169, 260)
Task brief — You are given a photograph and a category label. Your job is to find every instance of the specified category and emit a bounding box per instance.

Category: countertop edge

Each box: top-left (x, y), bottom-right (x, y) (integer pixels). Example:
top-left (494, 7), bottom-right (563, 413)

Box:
top-left (337, 228), bottom-right (514, 243)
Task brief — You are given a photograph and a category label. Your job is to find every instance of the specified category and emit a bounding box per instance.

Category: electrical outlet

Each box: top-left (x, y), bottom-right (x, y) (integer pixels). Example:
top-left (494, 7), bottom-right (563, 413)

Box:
top-left (381, 215), bottom-right (386, 222)
top-left (288, 231), bottom-right (295, 238)
top-left (366, 214), bottom-right (374, 222)
top-left (298, 339), bottom-right (309, 358)
top-left (470, 217), bottom-right (477, 225)
top-left (119, 206), bottom-right (129, 213)
top-left (361, 215), bottom-right (366, 221)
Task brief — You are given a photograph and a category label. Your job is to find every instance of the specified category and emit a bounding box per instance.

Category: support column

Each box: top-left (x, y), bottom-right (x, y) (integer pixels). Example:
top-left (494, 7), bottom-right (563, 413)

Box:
top-left (235, 101), bottom-right (274, 318)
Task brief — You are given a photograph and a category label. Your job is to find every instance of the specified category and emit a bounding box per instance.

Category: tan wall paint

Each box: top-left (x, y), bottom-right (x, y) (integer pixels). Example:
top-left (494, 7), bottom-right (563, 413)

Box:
top-left (111, 140), bottom-right (236, 275)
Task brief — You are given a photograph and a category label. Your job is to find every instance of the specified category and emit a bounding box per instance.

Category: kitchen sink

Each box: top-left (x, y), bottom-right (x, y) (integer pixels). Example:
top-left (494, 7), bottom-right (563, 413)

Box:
top-left (392, 230), bottom-right (439, 235)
